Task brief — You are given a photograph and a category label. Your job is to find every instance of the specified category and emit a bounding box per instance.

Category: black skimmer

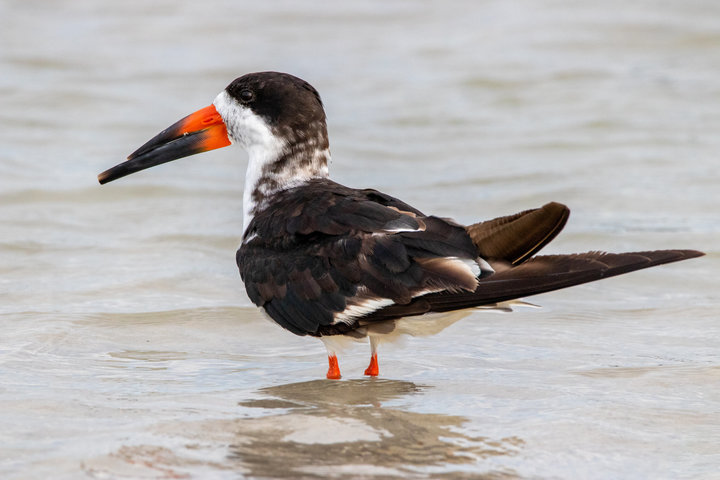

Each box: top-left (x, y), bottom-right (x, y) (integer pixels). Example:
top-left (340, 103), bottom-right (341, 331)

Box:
top-left (98, 72), bottom-right (703, 379)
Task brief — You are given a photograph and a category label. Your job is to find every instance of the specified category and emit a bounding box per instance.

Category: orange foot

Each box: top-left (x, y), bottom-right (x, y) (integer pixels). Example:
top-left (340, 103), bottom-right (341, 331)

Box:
top-left (364, 353), bottom-right (379, 376)
top-left (326, 355), bottom-right (341, 380)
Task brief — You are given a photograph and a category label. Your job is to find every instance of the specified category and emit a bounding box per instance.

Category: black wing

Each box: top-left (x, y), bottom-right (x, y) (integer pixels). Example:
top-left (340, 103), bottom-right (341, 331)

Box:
top-left (465, 201), bottom-right (570, 265)
top-left (237, 179), bottom-right (482, 336)
top-left (347, 249), bottom-right (703, 328)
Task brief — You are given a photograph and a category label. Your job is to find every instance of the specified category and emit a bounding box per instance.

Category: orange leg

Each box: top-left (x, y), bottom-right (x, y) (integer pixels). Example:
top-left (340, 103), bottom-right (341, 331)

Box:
top-left (364, 336), bottom-right (380, 376)
top-left (326, 354), bottom-right (341, 380)
top-left (364, 353), bottom-right (379, 376)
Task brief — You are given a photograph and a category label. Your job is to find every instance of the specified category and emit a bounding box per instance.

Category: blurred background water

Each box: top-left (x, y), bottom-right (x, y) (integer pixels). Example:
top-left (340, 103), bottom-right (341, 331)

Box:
top-left (0, 0), bottom-right (718, 478)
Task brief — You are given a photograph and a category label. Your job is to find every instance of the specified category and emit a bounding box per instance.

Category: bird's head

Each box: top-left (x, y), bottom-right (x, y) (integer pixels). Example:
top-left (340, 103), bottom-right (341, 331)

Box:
top-left (98, 72), bottom-right (328, 185)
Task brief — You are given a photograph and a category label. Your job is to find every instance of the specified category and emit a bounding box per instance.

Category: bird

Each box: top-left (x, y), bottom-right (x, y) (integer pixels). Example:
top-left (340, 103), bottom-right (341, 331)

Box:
top-left (98, 71), bottom-right (703, 379)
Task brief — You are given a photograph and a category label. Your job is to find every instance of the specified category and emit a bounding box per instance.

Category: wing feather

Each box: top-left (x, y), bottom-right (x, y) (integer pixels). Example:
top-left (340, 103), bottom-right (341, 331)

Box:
top-left (466, 202), bottom-right (569, 264)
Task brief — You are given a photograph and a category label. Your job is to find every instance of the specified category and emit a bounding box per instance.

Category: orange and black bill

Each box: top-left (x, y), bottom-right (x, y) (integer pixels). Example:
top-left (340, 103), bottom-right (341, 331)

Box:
top-left (98, 104), bottom-right (231, 184)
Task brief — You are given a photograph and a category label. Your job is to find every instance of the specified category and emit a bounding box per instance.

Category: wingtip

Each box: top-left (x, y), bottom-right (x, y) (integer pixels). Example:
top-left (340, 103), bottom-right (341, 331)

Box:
top-left (680, 249), bottom-right (705, 259)
top-left (545, 201), bottom-right (570, 226)
top-left (543, 201), bottom-right (570, 215)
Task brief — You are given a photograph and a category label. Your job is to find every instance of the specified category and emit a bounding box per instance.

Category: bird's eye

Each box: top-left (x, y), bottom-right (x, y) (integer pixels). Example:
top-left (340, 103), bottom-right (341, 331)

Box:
top-left (239, 89), bottom-right (254, 102)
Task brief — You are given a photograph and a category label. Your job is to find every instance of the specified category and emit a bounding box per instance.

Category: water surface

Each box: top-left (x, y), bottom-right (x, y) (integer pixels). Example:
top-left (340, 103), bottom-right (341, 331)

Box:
top-left (1, 1), bottom-right (718, 478)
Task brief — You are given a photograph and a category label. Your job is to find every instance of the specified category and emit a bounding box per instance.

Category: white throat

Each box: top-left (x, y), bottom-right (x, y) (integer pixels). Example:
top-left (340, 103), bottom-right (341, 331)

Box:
top-left (213, 90), bottom-right (330, 237)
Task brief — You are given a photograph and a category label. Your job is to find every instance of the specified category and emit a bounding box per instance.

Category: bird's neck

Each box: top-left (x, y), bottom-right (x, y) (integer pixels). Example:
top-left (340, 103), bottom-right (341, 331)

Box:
top-left (242, 132), bottom-right (330, 236)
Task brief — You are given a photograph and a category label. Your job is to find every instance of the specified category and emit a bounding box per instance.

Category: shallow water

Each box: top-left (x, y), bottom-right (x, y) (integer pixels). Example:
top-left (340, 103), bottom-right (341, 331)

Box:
top-left (1, 0), bottom-right (719, 478)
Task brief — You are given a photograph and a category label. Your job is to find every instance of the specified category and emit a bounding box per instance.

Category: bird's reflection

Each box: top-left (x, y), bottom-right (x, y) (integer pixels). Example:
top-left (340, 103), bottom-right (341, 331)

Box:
top-left (83, 378), bottom-right (524, 478)
top-left (242, 377), bottom-right (423, 407)
top-left (230, 378), bottom-right (523, 479)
